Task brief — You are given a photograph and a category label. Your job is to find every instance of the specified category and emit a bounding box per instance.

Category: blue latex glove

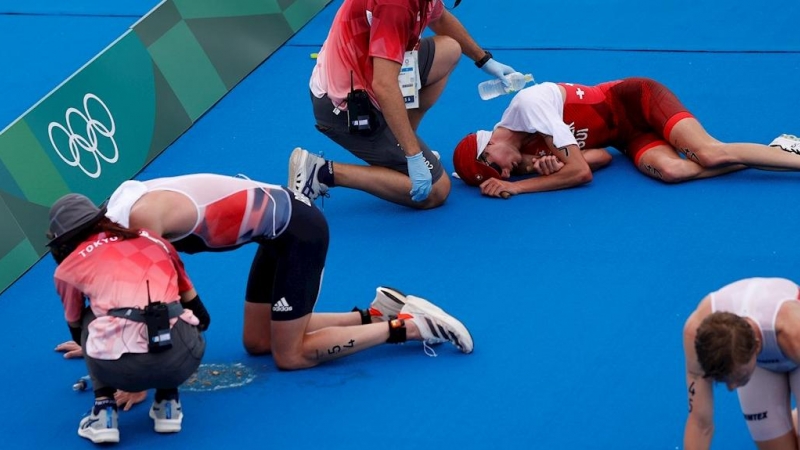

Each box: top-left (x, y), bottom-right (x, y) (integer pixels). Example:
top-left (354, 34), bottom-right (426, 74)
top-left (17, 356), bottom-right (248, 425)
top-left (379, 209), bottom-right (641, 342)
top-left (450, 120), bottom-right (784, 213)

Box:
top-left (481, 58), bottom-right (516, 87)
top-left (406, 152), bottom-right (432, 202)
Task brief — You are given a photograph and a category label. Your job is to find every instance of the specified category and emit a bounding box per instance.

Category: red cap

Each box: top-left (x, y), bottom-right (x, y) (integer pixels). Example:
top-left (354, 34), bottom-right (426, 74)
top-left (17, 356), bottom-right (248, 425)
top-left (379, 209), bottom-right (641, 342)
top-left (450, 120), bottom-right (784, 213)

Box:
top-left (452, 133), bottom-right (500, 186)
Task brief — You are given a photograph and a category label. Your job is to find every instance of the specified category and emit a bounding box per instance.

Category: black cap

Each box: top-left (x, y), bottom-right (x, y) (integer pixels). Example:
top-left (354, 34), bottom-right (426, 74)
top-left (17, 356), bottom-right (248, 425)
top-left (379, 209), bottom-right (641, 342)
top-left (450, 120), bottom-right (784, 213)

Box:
top-left (46, 194), bottom-right (106, 247)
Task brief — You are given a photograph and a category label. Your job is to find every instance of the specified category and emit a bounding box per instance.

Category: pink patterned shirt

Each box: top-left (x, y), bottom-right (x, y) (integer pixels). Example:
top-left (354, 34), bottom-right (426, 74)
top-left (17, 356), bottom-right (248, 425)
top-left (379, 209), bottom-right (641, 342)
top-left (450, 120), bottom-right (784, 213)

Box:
top-left (310, 0), bottom-right (444, 108)
top-left (54, 229), bottom-right (198, 360)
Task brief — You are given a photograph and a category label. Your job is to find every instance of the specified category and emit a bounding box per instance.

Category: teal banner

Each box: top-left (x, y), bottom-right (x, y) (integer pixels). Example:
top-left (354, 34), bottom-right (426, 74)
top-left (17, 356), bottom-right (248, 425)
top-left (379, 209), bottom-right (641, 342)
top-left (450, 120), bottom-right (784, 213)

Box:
top-left (0, 0), bottom-right (332, 294)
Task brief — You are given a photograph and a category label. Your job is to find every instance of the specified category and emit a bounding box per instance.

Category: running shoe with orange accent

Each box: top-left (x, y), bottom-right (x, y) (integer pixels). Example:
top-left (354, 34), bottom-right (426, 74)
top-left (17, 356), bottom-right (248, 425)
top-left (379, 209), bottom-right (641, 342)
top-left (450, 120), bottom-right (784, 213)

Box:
top-left (368, 286), bottom-right (407, 320)
top-left (398, 296), bottom-right (474, 354)
top-left (368, 286), bottom-right (447, 321)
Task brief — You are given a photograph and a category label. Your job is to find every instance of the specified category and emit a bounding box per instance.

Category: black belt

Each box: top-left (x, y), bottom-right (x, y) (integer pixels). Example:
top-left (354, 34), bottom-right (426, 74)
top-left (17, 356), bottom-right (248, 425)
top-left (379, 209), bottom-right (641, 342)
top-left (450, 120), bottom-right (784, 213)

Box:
top-left (107, 302), bottom-right (184, 323)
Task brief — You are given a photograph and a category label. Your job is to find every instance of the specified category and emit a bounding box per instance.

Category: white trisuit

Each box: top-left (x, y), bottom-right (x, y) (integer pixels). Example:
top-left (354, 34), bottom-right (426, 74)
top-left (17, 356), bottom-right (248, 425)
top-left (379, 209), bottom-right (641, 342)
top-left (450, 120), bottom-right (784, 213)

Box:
top-left (711, 277), bottom-right (800, 441)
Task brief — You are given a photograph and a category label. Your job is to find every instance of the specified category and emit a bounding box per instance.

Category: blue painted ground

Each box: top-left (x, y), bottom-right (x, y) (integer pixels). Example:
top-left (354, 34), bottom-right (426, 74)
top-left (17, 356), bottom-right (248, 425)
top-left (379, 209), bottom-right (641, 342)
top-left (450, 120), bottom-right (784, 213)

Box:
top-left (1, 0), bottom-right (799, 448)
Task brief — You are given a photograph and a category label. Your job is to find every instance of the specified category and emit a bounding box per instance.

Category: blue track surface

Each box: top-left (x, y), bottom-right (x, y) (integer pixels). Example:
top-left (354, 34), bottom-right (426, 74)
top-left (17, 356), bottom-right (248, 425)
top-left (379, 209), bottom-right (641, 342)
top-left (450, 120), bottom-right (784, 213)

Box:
top-left (2, 0), bottom-right (800, 448)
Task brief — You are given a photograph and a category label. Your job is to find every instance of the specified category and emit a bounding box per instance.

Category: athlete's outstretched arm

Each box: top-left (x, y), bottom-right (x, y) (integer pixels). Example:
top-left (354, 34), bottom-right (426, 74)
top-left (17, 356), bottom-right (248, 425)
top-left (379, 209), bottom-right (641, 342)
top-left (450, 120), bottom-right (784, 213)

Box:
top-left (683, 300), bottom-right (715, 450)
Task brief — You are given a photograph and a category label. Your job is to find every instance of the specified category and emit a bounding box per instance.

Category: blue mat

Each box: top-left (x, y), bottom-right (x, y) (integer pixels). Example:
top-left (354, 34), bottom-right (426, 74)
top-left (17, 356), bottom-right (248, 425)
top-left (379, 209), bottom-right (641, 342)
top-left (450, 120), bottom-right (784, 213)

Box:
top-left (2, 0), bottom-right (800, 448)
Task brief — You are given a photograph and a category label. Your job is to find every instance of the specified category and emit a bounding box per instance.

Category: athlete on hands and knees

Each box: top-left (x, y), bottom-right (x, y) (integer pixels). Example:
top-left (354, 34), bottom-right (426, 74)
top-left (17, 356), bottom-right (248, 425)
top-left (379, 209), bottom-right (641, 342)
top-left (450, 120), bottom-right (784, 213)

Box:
top-left (56, 174), bottom-right (473, 408)
top-left (452, 77), bottom-right (800, 198)
top-left (683, 277), bottom-right (800, 450)
top-left (290, 0), bottom-right (521, 209)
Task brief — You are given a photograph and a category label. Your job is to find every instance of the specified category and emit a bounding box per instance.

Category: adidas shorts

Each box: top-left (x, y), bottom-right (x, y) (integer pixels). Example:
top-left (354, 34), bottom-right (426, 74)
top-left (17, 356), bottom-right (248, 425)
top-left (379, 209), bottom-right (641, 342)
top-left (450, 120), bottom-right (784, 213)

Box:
top-left (245, 196), bottom-right (328, 321)
top-left (310, 37), bottom-right (444, 183)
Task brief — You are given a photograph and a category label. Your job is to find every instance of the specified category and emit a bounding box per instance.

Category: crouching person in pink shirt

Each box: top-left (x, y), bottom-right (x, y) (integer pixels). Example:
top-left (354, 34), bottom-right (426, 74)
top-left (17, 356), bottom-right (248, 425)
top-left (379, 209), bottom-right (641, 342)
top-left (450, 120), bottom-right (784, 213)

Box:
top-left (47, 194), bottom-right (209, 444)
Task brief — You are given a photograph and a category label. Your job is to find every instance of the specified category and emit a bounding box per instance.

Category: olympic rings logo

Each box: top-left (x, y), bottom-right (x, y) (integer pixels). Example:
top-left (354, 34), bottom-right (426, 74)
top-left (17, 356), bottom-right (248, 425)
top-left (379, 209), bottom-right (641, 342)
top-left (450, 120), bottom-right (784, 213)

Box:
top-left (48, 93), bottom-right (119, 179)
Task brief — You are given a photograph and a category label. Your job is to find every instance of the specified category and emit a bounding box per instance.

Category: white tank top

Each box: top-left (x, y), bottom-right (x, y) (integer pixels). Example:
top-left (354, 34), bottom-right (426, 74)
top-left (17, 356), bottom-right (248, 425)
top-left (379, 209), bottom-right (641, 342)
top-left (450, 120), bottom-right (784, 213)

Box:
top-left (106, 174), bottom-right (292, 246)
top-left (711, 277), bottom-right (800, 373)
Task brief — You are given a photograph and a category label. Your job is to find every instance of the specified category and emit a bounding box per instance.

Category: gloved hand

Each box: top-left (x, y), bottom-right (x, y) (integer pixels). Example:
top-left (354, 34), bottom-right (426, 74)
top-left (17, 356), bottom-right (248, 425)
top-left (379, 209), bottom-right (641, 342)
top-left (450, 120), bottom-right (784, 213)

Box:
top-left (183, 295), bottom-right (211, 331)
top-left (481, 58), bottom-right (516, 87)
top-left (406, 152), bottom-right (432, 202)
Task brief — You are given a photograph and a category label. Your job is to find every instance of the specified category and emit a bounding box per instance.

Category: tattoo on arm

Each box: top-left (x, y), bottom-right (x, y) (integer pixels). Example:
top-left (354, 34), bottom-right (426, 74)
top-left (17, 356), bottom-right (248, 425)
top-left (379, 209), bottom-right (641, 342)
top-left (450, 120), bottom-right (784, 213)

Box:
top-left (557, 146), bottom-right (570, 157)
top-left (688, 381), bottom-right (696, 413)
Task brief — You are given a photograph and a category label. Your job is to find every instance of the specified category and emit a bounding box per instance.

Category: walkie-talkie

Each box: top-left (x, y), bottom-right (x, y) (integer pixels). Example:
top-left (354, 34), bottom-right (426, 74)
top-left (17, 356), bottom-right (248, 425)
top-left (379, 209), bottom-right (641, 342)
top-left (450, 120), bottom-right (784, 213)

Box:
top-left (143, 280), bottom-right (172, 353)
top-left (346, 70), bottom-right (375, 135)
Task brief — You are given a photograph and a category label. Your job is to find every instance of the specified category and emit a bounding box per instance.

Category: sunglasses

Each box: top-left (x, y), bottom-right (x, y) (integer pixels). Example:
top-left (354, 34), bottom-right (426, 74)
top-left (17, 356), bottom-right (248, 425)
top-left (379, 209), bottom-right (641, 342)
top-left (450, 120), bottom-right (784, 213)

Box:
top-left (478, 151), bottom-right (502, 174)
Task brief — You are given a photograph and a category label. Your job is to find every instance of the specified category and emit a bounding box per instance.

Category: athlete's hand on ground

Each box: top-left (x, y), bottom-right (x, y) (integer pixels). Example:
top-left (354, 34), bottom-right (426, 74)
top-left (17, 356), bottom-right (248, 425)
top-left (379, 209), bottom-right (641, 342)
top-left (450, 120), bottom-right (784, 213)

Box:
top-left (406, 152), bottom-right (432, 202)
top-left (480, 178), bottom-right (516, 198)
top-left (55, 340), bottom-right (84, 359)
top-left (115, 390), bottom-right (147, 411)
top-left (532, 155), bottom-right (565, 175)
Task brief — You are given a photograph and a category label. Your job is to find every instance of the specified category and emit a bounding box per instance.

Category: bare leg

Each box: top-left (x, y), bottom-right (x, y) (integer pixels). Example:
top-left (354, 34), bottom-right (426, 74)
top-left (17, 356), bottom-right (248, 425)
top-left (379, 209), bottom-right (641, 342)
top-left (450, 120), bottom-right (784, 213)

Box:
top-left (243, 302), bottom-right (272, 355)
top-left (637, 144), bottom-right (746, 183)
top-left (269, 314), bottom-right (423, 370)
top-left (669, 119), bottom-right (800, 171)
top-left (308, 312), bottom-right (364, 329)
top-left (242, 303), bottom-right (369, 355)
top-left (755, 431), bottom-right (798, 450)
top-left (330, 161), bottom-right (451, 209)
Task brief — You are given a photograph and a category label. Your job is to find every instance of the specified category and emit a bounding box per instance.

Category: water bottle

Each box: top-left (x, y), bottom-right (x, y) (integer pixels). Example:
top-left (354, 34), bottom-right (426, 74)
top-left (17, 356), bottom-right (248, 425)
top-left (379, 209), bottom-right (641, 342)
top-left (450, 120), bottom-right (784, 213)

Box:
top-left (73, 375), bottom-right (91, 391)
top-left (478, 72), bottom-right (534, 100)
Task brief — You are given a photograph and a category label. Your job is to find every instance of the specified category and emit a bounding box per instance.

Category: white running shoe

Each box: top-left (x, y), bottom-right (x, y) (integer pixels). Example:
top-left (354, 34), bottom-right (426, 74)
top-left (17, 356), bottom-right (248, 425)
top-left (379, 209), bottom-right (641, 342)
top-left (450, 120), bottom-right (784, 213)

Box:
top-left (288, 147), bottom-right (329, 200)
top-left (368, 286), bottom-right (446, 321)
top-left (368, 286), bottom-right (408, 320)
top-left (769, 134), bottom-right (800, 154)
top-left (77, 404), bottom-right (119, 444)
top-left (149, 399), bottom-right (183, 433)
top-left (399, 296), bottom-right (474, 354)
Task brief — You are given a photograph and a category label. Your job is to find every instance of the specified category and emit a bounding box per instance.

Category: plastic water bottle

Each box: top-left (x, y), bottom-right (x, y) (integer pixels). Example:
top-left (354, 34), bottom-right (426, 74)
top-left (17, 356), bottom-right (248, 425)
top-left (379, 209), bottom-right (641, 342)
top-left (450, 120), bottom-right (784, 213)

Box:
top-left (73, 375), bottom-right (91, 391)
top-left (478, 72), bottom-right (534, 100)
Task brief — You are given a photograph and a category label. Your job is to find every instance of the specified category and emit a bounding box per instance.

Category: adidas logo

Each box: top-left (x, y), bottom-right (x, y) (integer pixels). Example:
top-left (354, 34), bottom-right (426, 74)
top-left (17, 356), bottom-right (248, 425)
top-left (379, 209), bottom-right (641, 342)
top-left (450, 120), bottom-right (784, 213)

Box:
top-left (273, 297), bottom-right (293, 312)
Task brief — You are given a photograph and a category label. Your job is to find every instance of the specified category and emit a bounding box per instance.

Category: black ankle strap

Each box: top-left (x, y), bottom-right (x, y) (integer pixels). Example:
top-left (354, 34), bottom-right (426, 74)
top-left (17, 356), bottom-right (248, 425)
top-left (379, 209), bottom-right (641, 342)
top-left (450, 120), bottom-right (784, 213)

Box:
top-left (386, 317), bottom-right (407, 343)
top-left (352, 306), bottom-right (371, 325)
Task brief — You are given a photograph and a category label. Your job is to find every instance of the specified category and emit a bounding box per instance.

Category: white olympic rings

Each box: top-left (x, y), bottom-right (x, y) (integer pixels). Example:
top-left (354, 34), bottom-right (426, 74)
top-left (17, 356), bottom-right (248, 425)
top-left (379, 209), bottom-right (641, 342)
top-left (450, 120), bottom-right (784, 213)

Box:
top-left (48, 93), bottom-right (119, 179)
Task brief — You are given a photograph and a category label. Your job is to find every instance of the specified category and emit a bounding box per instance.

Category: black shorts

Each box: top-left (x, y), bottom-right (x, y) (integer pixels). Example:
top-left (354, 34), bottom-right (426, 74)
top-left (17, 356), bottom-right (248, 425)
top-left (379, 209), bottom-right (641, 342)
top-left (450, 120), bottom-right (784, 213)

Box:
top-left (244, 196), bottom-right (329, 321)
top-left (82, 311), bottom-right (205, 392)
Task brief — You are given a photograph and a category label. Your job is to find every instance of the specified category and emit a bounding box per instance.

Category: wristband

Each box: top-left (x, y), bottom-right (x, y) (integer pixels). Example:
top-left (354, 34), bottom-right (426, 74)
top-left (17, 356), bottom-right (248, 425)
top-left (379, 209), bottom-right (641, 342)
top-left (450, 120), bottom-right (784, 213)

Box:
top-left (475, 51), bottom-right (493, 68)
top-left (68, 324), bottom-right (82, 345)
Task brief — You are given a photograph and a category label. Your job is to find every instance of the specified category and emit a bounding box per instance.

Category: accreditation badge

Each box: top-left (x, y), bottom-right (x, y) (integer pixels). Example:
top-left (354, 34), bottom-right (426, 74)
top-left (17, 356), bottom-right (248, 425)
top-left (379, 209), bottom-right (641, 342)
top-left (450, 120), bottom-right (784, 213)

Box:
top-left (398, 50), bottom-right (420, 109)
